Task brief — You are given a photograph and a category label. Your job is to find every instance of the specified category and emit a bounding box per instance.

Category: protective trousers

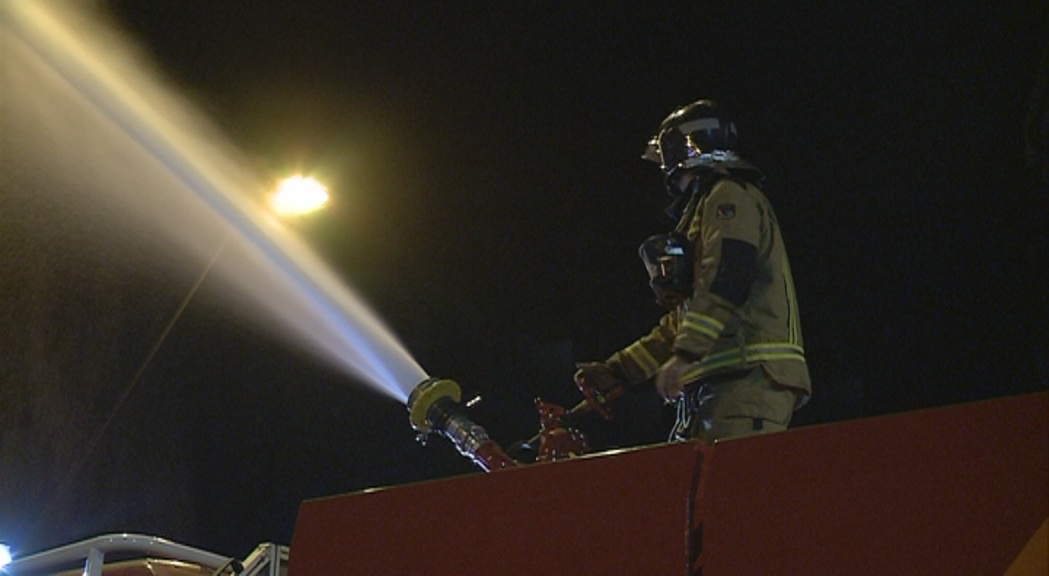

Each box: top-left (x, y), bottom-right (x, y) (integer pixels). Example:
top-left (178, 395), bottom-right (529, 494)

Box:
top-left (670, 366), bottom-right (799, 444)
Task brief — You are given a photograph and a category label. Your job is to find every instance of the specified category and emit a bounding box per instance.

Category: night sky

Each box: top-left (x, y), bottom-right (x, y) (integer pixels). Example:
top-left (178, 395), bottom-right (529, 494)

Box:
top-left (2, 0), bottom-right (1047, 563)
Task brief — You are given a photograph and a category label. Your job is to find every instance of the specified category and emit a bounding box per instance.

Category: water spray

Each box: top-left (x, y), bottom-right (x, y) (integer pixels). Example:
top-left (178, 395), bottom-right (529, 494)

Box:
top-left (1, 0), bottom-right (427, 402)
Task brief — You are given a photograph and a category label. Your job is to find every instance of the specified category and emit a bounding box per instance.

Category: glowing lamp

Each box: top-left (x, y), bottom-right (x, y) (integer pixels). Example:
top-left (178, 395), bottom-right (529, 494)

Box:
top-left (271, 176), bottom-right (329, 216)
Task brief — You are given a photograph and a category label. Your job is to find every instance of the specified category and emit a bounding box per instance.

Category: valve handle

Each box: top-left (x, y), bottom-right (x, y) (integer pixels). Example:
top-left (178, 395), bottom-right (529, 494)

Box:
top-left (578, 381), bottom-right (624, 420)
top-left (533, 398), bottom-right (589, 462)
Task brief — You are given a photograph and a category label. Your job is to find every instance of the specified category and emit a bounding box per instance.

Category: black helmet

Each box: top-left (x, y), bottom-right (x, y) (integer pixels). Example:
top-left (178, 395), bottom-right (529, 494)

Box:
top-left (642, 100), bottom-right (742, 181)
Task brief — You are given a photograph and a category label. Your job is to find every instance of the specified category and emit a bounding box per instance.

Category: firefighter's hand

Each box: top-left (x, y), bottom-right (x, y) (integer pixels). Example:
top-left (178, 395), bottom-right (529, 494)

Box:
top-left (574, 362), bottom-right (624, 420)
top-left (655, 355), bottom-right (698, 402)
top-left (573, 362), bottom-right (621, 394)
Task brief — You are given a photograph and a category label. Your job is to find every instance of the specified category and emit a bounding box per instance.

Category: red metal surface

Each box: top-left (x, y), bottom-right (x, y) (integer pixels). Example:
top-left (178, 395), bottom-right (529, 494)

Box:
top-left (701, 392), bottom-right (1048, 575)
top-left (289, 392), bottom-right (1047, 575)
top-left (289, 441), bottom-right (707, 576)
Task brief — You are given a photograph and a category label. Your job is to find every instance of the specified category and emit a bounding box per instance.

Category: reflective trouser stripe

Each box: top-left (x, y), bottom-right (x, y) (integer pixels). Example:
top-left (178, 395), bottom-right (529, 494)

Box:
top-left (782, 257), bottom-right (801, 346)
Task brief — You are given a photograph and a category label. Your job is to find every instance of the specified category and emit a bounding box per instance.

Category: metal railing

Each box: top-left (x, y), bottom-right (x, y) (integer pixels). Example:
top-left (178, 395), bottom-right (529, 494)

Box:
top-left (2, 533), bottom-right (287, 576)
top-left (240, 542), bottom-right (289, 576)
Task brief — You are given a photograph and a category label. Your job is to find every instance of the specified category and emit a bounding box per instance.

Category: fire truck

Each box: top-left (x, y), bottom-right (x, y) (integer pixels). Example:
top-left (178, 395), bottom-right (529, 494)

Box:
top-left (4, 387), bottom-right (1046, 575)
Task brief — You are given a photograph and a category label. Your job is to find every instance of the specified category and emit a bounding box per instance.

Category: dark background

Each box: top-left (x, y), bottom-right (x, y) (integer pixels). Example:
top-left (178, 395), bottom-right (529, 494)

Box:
top-left (2, 0), bottom-right (1047, 563)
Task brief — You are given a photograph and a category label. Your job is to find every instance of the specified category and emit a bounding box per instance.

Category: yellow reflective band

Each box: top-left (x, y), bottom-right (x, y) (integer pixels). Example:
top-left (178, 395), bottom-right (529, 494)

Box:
top-left (624, 341), bottom-right (661, 374)
top-left (681, 342), bottom-right (806, 382)
top-left (782, 258), bottom-right (801, 345)
top-left (682, 311), bottom-right (725, 340)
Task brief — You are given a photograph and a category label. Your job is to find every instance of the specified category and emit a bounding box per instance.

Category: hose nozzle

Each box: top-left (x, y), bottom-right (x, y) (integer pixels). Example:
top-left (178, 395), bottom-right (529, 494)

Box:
top-left (408, 377), bottom-right (462, 433)
top-left (407, 377), bottom-right (518, 473)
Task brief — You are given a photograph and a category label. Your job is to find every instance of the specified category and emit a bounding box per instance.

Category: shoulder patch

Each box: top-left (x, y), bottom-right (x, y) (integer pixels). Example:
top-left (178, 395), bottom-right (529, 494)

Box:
top-left (716, 203), bottom-right (736, 220)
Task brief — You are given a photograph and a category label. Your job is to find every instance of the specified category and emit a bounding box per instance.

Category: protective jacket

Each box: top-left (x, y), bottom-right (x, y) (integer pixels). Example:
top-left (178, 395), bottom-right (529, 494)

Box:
top-left (607, 175), bottom-right (811, 405)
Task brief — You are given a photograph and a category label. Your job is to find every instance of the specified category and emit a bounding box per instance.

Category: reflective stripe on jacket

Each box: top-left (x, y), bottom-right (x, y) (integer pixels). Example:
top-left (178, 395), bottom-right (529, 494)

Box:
top-left (608, 176), bottom-right (812, 404)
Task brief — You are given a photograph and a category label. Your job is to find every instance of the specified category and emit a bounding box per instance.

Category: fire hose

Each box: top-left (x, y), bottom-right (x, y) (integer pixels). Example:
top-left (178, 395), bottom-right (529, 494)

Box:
top-left (407, 377), bottom-right (625, 472)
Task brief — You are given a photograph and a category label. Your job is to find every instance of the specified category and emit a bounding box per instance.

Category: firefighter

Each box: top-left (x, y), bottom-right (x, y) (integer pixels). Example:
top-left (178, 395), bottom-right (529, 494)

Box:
top-left (576, 100), bottom-right (811, 444)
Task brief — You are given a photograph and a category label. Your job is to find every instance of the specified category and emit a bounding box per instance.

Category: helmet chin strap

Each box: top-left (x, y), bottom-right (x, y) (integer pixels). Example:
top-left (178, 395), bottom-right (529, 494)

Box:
top-left (664, 171), bottom-right (715, 221)
top-left (664, 191), bottom-right (691, 221)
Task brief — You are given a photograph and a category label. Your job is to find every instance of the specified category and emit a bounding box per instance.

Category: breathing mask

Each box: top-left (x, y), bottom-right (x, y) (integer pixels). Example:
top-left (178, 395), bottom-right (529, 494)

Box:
top-left (639, 232), bottom-right (694, 308)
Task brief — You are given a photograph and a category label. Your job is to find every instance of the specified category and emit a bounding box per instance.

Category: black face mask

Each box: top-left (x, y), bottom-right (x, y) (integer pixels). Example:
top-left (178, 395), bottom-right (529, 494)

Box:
top-left (638, 232), bottom-right (694, 309)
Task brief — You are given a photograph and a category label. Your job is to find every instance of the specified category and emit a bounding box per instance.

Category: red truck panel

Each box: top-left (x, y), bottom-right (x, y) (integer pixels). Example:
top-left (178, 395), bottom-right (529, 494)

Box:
top-left (290, 392), bottom-right (1047, 575)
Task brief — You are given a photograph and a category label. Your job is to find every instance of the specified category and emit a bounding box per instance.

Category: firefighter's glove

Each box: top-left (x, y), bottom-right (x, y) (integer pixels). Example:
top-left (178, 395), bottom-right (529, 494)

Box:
top-left (655, 355), bottom-right (699, 403)
top-left (574, 362), bottom-right (621, 393)
top-left (574, 362), bottom-right (623, 420)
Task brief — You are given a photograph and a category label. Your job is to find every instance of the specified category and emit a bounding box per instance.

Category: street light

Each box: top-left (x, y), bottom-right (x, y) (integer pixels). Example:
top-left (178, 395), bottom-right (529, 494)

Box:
top-left (271, 175), bottom-right (329, 216)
